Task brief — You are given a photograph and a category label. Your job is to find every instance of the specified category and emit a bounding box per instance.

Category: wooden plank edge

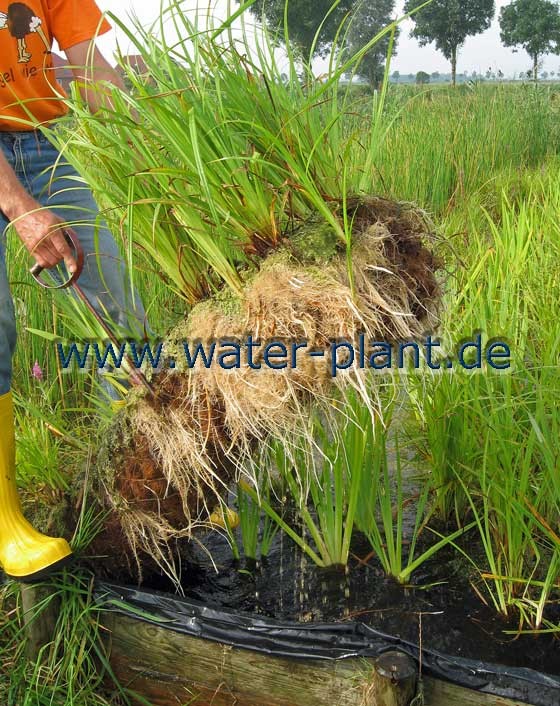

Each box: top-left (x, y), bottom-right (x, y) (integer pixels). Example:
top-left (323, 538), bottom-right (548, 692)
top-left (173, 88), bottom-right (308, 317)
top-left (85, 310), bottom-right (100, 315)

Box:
top-left (100, 613), bottom-right (535, 706)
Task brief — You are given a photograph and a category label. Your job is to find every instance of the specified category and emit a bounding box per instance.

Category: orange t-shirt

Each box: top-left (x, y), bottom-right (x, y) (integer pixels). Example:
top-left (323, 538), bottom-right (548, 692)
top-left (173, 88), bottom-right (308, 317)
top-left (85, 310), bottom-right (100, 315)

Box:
top-left (0, 0), bottom-right (111, 130)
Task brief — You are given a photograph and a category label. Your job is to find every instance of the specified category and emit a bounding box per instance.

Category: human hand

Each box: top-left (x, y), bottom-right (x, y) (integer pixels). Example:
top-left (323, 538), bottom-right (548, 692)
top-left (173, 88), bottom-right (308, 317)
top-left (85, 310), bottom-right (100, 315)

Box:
top-left (11, 200), bottom-right (78, 273)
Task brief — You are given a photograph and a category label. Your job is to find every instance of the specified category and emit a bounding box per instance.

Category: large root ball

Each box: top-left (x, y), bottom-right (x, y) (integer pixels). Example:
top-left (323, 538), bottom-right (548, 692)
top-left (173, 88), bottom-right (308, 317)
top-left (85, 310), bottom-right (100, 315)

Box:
top-left (89, 197), bottom-right (443, 578)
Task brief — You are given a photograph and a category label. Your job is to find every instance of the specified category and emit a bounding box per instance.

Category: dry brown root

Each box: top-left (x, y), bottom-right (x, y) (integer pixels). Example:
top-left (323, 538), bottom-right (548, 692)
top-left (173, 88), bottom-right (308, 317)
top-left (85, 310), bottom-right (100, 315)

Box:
top-left (91, 197), bottom-right (442, 580)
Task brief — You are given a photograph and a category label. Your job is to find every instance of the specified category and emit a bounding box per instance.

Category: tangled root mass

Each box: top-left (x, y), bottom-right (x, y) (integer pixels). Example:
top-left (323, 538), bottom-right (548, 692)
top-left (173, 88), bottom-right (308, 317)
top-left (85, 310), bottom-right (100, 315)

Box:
top-left (91, 197), bottom-right (442, 581)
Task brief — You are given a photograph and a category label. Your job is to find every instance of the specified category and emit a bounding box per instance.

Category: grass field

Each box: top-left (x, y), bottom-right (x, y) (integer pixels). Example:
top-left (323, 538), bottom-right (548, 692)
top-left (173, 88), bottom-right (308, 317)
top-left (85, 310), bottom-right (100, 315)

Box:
top-left (1, 53), bottom-right (559, 706)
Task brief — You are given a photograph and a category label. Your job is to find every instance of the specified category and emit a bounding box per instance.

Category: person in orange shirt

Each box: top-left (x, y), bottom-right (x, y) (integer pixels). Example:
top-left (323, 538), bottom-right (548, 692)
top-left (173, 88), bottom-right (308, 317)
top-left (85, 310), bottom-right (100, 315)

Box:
top-left (0, 0), bottom-right (146, 581)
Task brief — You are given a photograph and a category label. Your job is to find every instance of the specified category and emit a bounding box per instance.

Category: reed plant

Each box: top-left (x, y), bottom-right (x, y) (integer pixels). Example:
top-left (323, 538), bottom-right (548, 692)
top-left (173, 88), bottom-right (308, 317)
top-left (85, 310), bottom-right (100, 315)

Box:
top-left (33, 0), bottom-right (445, 576)
top-left (232, 474), bottom-right (279, 562)
top-left (412, 158), bottom-right (560, 630)
top-left (8, 24), bottom-right (559, 410)
top-left (252, 395), bottom-right (372, 569)
top-left (376, 83), bottom-right (560, 213)
top-left (44, 0), bottom-right (406, 304)
top-left (353, 428), bottom-right (475, 584)
top-left (246, 385), bottom-right (471, 580)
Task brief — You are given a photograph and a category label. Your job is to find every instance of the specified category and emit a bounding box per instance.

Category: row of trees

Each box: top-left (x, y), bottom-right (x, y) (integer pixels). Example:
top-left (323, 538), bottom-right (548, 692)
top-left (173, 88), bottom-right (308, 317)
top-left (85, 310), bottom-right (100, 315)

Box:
top-left (405, 70), bottom-right (501, 85)
top-left (249, 0), bottom-right (560, 87)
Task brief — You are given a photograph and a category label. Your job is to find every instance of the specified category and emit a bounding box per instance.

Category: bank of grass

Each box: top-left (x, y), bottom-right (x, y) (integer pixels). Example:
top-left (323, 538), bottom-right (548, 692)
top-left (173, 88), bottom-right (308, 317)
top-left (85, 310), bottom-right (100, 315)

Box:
top-left (410, 162), bottom-right (560, 630)
top-left (377, 82), bottom-right (559, 212)
top-left (0, 570), bottom-right (147, 706)
top-left (1, 28), bottom-right (559, 706)
top-left (0, 504), bottom-right (142, 706)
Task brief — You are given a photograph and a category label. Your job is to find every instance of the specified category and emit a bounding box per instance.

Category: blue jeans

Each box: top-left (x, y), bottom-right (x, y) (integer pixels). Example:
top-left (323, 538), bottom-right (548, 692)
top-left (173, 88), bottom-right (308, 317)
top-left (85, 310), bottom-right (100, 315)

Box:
top-left (0, 130), bottom-right (147, 396)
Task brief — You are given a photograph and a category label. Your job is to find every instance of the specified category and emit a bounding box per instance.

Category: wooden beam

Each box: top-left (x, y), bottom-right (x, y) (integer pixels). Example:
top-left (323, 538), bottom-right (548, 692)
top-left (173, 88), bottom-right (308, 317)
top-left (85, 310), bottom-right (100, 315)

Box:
top-left (423, 677), bottom-right (528, 706)
top-left (20, 583), bottom-right (59, 662)
top-left (101, 613), bottom-right (531, 706)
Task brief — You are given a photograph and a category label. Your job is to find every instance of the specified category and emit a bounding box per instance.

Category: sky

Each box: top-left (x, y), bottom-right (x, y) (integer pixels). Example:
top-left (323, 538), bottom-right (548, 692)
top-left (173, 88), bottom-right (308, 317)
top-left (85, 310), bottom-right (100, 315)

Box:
top-left (93, 1), bottom-right (560, 79)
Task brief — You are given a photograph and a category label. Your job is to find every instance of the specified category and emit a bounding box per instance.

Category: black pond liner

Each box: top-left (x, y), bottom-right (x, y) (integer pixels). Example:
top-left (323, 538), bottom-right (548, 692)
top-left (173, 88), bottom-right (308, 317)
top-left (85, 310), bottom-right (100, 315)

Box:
top-left (95, 581), bottom-right (560, 706)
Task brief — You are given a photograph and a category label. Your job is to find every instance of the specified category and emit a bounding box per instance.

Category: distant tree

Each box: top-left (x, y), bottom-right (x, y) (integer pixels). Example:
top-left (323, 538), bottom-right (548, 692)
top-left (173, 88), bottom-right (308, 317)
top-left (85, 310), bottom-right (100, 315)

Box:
top-left (408, 72), bottom-right (415, 81)
top-left (416, 70), bottom-right (431, 84)
top-left (541, 71), bottom-right (549, 80)
top-left (471, 70), bottom-right (478, 78)
top-left (500, 0), bottom-right (560, 82)
top-left (497, 69), bottom-right (504, 79)
top-left (431, 71), bottom-right (441, 81)
top-left (392, 70), bottom-right (401, 81)
top-left (346, 0), bottom-right (398, 89)
top-left (404, 0), bottom-right (495, 86)
top-left (247, 0), bottom-right (354, 61)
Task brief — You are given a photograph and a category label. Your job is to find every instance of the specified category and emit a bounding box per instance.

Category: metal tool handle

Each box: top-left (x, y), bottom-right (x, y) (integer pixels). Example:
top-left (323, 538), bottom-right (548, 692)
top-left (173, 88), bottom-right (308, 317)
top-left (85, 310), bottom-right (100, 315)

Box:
top-left (29, 229), bottom-right (84, 289)
top-left (29, 228), bottom-right (155, 397)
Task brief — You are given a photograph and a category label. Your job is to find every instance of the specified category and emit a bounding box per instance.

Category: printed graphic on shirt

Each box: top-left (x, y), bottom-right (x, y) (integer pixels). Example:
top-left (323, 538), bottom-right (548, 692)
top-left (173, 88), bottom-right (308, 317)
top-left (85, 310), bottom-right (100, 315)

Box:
top-left (0, 3), bottom-right (50, 64)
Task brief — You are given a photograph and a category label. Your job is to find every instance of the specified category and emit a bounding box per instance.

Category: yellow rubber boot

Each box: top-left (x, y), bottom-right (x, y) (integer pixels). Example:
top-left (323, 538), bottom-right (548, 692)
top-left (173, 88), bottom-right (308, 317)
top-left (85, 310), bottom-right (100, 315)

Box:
top-left (0, 391), bottom-right (72, 581)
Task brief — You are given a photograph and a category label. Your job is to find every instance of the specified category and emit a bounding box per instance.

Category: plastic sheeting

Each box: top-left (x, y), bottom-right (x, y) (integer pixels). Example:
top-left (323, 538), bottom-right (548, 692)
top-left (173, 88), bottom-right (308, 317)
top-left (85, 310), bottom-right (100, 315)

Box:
top-left (95, 581), bottom-right (560, 706)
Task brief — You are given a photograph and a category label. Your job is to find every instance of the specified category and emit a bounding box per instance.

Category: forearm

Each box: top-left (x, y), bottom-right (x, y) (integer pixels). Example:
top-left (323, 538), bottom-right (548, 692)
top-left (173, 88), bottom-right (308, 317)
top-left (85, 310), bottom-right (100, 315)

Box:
top-left (66, 42), bottom-right (126, 115)
top-left (0, 151), bottom-right (36, 221)
top-left (0, 150), bottom-right (76, 271)
top-left (75, 63), bottom-right (126, 113)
